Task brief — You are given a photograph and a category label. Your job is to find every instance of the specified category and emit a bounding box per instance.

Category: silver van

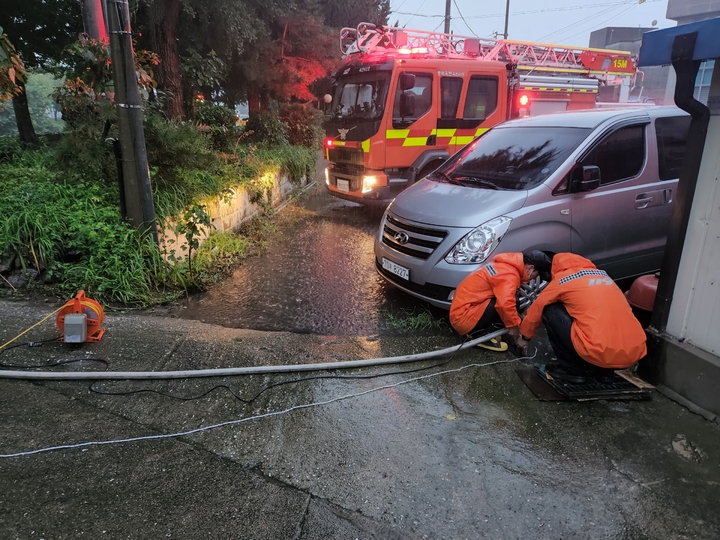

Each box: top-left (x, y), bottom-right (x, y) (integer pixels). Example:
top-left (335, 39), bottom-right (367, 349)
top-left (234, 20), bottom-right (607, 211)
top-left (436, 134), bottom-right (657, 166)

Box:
top-left (374, 106), bottom-right (690, 309)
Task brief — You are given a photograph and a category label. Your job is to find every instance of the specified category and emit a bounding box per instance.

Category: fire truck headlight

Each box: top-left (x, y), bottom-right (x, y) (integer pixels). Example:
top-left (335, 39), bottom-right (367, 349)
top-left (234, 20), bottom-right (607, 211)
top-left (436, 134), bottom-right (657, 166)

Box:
top-left (444, 216), bottom-right (512, 264)
top-left (362, 175), bottom-right (378, 193)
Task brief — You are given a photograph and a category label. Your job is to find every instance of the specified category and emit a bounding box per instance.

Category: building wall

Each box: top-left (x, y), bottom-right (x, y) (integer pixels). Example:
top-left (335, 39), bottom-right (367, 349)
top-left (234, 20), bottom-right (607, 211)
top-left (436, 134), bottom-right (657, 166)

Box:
top-left (666, 0), bottom-right (720, 24)
top-left (666, 66), bottom-right (720, 356)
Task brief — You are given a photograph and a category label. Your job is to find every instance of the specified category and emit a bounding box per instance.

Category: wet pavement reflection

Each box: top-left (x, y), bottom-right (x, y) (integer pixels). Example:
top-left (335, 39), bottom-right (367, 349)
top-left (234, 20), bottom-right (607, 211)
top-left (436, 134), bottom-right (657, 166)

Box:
top-left (171, 180), bottom-right (452, 336)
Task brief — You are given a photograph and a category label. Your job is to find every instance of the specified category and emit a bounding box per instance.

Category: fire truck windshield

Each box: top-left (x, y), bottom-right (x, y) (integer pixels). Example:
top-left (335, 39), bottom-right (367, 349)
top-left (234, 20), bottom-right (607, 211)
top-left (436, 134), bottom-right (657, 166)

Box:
top-left (433, 126), bottom-right (592, 190)
top-left (332, 72), bottom-right (390, 121)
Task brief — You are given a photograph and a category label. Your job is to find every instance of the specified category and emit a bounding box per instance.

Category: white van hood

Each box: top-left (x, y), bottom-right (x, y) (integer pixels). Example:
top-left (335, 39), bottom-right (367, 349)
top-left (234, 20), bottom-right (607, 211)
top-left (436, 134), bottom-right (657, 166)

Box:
top-left (388, 179), bottom-right (529, 228)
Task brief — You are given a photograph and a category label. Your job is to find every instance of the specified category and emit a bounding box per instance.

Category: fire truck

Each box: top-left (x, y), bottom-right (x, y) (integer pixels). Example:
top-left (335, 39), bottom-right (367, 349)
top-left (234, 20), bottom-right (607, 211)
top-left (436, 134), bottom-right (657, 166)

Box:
top-left (323, 23), bottom-right (638, 204)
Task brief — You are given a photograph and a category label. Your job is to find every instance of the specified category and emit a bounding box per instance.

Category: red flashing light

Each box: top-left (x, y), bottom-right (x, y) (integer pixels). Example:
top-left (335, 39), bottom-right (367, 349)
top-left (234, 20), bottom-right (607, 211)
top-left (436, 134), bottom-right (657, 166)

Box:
top-left (325, 138), bottom-right (334, 148)
top-left (518, 94), bottom-right (530, 107)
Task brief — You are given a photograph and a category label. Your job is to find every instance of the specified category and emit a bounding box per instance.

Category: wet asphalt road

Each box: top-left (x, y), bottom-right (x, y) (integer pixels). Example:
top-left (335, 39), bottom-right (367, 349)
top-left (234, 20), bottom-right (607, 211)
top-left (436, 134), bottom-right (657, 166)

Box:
top-left (1, 304), bottom-right (720, 539)
top-left (169, 173), bottom-right (452, 337)
top-left (2, 163), bottom-right (720, 539)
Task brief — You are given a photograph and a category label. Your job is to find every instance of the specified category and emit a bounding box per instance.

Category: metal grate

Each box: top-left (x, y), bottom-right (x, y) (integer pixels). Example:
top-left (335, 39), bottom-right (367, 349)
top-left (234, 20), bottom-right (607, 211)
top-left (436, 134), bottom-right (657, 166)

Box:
top-left (536, 366), bottom-right (651, 400)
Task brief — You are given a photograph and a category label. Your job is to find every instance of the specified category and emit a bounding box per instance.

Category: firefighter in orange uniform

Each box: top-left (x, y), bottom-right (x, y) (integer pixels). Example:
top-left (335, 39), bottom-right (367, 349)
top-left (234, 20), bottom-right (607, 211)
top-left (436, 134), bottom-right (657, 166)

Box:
top-left (450, 251), bottom-right (552, 351)
top-left (519, 253), bottom-right (647, 384)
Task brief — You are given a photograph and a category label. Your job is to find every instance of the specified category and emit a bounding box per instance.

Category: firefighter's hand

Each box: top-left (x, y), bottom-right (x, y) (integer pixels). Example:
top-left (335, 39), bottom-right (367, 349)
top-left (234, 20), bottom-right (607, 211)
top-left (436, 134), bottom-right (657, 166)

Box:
top-left (513, 336), bottom-right (529, 356)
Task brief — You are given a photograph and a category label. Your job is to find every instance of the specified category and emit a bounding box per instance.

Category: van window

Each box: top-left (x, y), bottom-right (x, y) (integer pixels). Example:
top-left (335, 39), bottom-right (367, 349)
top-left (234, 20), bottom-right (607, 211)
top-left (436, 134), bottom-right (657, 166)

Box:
top-left (464, 76), bottom-right (498, 120)
top-left (393, 72), bottom-right (433, 127)
top-left (581, 125), bottom-right (645, 185)
top-left (656, 116), bottom-right (691, 180)
top-left (441, 77), bottom-right (463, 118)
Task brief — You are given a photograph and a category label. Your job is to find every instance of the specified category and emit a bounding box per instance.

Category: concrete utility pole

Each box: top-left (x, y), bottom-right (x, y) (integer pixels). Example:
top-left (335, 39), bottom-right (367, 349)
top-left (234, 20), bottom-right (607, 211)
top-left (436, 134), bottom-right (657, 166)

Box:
top-left (444, 0), bottom-right (451, 34)
top-left (504, 0), bottom-right (510, 39)
top-left (82, 0), bottom-right (109, 42)
top-left (104, 0), bottom-right (158, 242)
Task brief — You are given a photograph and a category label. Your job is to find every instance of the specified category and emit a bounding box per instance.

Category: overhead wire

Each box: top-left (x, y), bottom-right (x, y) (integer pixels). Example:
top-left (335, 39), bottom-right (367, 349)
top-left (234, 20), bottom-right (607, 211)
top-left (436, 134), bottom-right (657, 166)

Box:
top-left (536, 0), bottom-right (640, 43)
top-left (451, 0), bottom-right (478, 37)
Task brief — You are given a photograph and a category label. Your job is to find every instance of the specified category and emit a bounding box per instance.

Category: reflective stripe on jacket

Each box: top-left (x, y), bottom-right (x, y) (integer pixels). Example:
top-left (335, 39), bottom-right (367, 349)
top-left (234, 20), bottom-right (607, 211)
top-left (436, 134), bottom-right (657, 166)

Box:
top-left (449, 252), bottom-right (527, 335)
top-left (520, 253), bottom-right (647, 368)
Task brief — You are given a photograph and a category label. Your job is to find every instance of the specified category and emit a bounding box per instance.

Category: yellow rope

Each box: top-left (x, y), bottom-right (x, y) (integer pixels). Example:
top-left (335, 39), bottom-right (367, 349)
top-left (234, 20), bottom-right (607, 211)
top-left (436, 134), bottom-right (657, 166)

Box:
top-left (0, 306), bottom-right (63, 351)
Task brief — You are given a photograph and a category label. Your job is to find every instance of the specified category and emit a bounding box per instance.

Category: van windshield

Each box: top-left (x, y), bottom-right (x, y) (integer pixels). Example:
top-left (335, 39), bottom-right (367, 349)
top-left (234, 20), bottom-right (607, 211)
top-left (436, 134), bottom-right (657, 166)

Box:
top-left (433, 126), bottom-right (591, 190)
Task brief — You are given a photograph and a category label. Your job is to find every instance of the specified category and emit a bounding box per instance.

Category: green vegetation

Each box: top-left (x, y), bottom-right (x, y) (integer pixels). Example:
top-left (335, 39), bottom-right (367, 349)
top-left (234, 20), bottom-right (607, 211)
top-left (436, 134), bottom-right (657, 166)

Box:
top-left (384, 307), bottom-right (448, 333)
top-left (0, 109), bottom-right (317, 306)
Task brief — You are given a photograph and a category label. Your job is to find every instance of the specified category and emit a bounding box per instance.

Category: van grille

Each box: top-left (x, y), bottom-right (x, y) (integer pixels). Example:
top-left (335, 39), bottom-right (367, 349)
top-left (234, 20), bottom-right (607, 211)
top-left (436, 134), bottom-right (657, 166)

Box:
top-left (381, 213), bottom-right (447, 260)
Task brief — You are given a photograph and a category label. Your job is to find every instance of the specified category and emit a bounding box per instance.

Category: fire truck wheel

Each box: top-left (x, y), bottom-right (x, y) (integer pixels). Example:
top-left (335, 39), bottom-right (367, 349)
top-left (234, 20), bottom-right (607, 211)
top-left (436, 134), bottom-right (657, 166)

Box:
top-left (416, 163), bottom-right (443, 183)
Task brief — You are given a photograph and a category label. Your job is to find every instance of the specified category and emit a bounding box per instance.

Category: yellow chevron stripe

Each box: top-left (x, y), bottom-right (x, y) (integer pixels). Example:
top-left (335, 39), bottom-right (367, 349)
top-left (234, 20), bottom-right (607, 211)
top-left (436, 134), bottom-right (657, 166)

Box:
top-left (403, 137), bottom-right (429, 147)
top-left (474, 127), bottom-right (489, 137)
top-left (386, 129), bottom-right (410, 139)
top-left (362, 139), bottom-right (370, 152)
top-left (437, 128), bottom-right (456, 138)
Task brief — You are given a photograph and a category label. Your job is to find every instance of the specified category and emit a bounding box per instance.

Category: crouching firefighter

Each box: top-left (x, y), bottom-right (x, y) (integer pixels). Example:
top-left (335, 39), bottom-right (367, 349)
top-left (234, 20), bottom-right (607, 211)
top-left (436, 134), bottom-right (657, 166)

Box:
top-left (519, 253), bottom-right (647, 384)
top-left (450, 250), bottom-right (552, 351)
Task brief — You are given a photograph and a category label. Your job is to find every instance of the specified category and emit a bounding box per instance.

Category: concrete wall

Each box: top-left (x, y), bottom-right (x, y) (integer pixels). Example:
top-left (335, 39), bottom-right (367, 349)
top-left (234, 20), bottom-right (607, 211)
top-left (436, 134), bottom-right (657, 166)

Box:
top-left (160, 171), bottom-right (307, 260)
top-left (666, 0), bottom-right (720, 24)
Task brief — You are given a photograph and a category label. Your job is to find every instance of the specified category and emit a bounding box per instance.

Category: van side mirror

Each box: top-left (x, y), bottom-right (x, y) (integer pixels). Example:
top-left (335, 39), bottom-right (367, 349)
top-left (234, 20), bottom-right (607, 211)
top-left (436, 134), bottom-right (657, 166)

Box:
top-left (573, 165), bottom-right (601, 192)
top-left (400, 73), bottom-right (416, 91)
top-left (400, 91), bottom-right (416, 117)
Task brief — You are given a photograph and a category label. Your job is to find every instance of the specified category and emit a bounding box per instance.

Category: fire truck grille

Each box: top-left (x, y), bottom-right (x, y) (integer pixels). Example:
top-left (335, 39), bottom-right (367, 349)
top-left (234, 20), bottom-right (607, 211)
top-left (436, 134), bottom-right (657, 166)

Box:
top-left (328, 147), bottom-right (364, 167)
top-left (381, 213), bottom-right (447, 260)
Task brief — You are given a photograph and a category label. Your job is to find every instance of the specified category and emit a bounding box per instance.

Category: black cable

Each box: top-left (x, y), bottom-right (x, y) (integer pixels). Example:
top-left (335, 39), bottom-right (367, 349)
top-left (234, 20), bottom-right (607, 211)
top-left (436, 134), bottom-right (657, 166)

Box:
top-left (89, 336), bottom-right (475, 404)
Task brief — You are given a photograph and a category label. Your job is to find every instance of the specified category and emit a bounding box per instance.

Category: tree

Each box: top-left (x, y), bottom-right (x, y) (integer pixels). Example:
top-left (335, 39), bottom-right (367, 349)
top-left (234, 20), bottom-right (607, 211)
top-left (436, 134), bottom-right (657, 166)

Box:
top-left (148, 0), bottom-right (185, 119)
top-left (319, 0), bottom-right (391, 29)
top-left (0, 0), bottom-right (83, 143)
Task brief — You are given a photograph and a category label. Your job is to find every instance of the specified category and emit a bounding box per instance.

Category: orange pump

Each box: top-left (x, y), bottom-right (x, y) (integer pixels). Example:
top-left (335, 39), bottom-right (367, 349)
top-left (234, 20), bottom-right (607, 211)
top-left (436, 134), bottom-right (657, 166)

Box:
top-left (56, 290), bottom-right (106, 342)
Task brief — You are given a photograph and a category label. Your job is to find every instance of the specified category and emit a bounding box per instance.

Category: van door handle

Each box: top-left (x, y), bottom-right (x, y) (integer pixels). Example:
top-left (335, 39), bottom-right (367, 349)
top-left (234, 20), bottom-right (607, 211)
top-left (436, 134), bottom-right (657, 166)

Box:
top-left (635, 194), bottom-right (653, 209)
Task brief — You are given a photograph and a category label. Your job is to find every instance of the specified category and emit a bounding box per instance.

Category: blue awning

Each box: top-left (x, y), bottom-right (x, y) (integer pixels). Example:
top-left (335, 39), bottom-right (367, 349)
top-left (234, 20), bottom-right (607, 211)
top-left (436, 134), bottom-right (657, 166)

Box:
top-left (638, 16), bottom-right (720, 67)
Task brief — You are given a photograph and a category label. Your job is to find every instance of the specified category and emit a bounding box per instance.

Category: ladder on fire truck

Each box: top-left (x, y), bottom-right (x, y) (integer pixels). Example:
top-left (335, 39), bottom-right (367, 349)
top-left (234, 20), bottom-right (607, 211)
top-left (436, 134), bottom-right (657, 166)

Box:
top-left (341, 23), bottom-right (637, 82)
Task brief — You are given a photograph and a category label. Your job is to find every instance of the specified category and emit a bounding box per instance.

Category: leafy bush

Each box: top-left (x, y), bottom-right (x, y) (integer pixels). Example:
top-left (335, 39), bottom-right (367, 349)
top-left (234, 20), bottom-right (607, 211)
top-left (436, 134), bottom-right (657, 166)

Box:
top-left (0, 135), bottom-right (21, 162)
top-left (52, 131), bottom-right (117, 182)
top-left (244, 110), bottom-right (288, 146)
top-left (195, 102), bottom-right (241, 152)
top-left (279, 102), bottom-right (324, 148)
top-left (0, 162), bottom-right (160, 304)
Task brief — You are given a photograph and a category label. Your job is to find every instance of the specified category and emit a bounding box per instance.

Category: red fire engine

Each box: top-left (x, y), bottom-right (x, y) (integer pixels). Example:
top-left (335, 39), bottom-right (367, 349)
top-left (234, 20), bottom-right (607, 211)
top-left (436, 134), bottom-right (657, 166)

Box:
top-left (323, 23), bottom-right (637, 204)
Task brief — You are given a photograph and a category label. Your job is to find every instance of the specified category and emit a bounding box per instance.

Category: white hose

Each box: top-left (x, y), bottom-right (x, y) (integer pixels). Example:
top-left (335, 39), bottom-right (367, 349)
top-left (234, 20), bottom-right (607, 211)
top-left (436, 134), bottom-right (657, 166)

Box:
top-left (0, 329), bottom-right (508, 380)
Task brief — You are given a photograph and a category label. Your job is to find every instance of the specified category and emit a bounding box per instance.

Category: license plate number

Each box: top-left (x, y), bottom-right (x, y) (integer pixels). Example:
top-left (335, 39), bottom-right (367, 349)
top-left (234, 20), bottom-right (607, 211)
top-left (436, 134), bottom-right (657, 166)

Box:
top-left (382, 258), bottom-right (409, 280)
top-left (337, 178), bottom-right (350, 192)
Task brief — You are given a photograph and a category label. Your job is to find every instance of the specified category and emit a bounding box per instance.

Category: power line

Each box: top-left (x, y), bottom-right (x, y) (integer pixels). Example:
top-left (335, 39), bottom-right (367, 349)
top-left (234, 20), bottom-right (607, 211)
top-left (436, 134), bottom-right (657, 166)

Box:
top-left (403, 0), bottom-right (429, 28)
top-left (556, 3), bottom-right (642, 43)
top-left (452, 0), bottom-right (478, 37)
top-left (535, 1), bottom-right (634, 42)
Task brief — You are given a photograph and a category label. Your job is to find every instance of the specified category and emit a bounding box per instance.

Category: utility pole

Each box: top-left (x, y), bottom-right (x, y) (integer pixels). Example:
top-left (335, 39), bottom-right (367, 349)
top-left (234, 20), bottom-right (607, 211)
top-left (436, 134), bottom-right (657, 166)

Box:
top-left (82, 0), bottom-right (109, 42)
top-left (104, 0), bottom-right (158, 242)
top-left (503, 0), bottom-right (510, 39)
top-left (444, 0), bottom-right (451, 34)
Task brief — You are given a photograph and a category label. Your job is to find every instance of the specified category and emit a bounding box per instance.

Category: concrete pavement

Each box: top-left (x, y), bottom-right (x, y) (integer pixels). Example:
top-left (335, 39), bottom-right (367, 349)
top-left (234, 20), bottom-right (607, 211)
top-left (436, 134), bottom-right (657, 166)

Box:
top-left (1, 299), bottom-right (719, 539)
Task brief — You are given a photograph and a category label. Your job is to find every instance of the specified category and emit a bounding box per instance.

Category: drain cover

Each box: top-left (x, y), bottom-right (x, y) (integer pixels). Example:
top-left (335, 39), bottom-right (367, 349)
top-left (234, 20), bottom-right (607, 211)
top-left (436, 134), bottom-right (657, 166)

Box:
top-left (535, 365), bottom-right (652, 400)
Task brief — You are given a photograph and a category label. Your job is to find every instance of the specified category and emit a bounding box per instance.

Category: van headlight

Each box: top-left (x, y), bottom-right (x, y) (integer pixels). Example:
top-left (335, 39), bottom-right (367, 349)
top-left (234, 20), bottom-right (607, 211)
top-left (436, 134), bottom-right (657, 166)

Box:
top-left (444, 216), bottom-right (512, 264)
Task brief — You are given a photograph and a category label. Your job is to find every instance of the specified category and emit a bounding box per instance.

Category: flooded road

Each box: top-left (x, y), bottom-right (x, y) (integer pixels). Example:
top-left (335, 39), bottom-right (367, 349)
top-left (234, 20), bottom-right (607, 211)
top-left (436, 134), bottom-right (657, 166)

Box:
top-left (171, 176), bottom-right (452, 337)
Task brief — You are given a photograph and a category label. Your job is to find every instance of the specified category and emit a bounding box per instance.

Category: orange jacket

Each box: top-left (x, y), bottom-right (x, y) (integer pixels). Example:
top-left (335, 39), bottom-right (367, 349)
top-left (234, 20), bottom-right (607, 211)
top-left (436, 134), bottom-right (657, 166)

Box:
top-left (519, 253), bottom-right (647, 368)
top-left (449, 252), bottom-right (528, 335)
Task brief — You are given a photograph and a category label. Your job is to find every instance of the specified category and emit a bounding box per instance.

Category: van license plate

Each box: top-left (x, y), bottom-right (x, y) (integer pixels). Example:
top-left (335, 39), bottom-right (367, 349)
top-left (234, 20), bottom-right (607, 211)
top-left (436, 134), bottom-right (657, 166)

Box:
top-left (382, 258), bottom-right (409, 280)
top-left (337, 179), bottom-right (350, 192)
